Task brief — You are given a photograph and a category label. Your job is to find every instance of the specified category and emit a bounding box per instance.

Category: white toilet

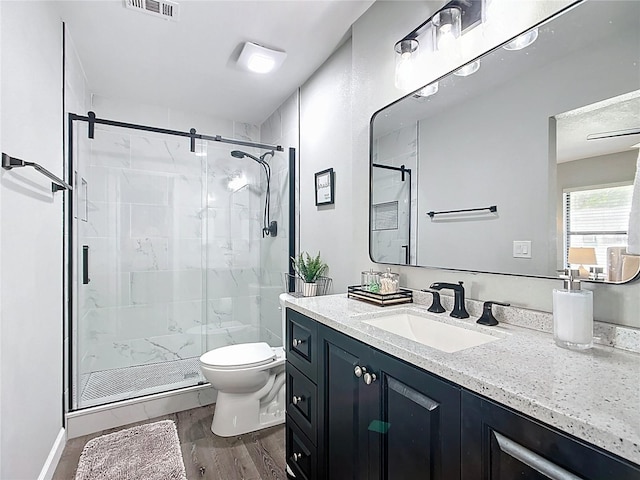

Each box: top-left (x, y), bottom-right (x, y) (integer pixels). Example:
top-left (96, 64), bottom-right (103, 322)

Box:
top-left (199, 293), bottom-right (293, 437)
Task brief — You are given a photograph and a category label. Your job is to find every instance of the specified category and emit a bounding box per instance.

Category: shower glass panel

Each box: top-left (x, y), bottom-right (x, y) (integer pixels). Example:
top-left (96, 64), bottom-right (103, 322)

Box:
top-left (203, 141), bottom-right (289, 351)
top-left (73, 123), bottom-right (208, 409)
top-left (71, 119), bottom-right (291, 411)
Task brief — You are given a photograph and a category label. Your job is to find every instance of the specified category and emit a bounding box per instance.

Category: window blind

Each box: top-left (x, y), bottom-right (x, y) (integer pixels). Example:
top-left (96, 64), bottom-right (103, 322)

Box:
top-left (564, 184), bottom-right (633, 266)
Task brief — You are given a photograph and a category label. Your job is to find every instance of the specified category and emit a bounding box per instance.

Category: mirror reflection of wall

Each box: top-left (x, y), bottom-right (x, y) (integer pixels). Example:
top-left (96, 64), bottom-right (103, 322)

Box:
top-left (370, 0), bottom-right (640, 284)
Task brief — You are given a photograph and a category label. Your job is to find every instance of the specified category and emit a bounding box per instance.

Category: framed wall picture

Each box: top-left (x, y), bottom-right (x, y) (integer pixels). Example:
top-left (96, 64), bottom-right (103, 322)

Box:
top-left (315, 168), bottom-right (335, 206)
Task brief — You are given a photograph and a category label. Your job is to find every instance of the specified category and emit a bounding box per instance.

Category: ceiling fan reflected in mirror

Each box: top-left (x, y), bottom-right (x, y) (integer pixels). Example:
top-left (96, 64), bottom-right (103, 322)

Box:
top-left (587, 127), bottom-right (640, 140)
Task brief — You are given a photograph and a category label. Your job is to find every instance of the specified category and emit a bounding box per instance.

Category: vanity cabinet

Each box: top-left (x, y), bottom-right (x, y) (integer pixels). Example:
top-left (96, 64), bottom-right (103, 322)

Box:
top-left (285, 308), bottom-right (640, 480)
top-left (461, 391), bottom-right (640, 480)
top-left (321, 325), bottom-right (461, 480)
top-left (286, 309), bottom-right (320, 480)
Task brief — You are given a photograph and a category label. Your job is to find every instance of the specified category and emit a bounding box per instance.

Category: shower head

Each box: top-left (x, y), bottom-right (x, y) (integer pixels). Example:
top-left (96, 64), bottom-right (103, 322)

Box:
top-left (230, 150), bottom-right (246, 159)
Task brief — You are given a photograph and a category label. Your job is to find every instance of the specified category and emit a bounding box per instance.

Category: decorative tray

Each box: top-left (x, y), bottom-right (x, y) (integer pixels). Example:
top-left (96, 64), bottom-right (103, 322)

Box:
top-left (347, 285), bottom-right (413, 306)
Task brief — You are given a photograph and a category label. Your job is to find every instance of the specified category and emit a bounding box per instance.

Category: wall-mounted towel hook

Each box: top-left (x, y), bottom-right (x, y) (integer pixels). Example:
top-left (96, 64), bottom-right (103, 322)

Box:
top-left (2, 153), bottom-right (72, 193)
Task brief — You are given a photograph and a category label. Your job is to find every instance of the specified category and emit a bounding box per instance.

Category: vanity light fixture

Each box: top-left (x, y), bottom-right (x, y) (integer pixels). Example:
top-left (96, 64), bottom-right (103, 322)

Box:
top-left (503, 27), bottom-right (539, 51)
top-left (237, 42), bottom-right (287, 74)
top-left (454, 59), bottom-right (481, 77)
top-left (415, 82), bottom-right (439, 98)
top-left (394, 0), bottom-right (485, 92)
top-left (432, 7), bottom-right (462, 51)
top-left (394, 39), bottom-right (419, 90)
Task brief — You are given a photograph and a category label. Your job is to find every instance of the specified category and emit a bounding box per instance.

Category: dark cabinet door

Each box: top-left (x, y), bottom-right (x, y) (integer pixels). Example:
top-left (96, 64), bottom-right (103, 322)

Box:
top-left (373, 350), bottom-right (461, 480)
top-left (462, 391), bottom-right (640, 480)
top-left (321, 324), bottom-right (461, 480)
top-left (322, 327), bottom-right (379, 480)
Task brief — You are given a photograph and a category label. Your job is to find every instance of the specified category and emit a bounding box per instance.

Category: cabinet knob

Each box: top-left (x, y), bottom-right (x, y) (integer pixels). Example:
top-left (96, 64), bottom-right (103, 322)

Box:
top-left (354, 365), bottom-right (367, 378)
top-left (292, 395), bottom-right (304, 405)
top-left (292, 338), bottom-right (305, 347)
top-left (292, 452), bottom-right (305, 462)
top-left (363, 372), bottom-right (377, 385)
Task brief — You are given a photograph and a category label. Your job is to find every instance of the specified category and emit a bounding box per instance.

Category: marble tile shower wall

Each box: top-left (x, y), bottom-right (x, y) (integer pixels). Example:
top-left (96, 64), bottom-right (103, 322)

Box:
top-left (79, 121), bottom-right (268, 374)
top-left (259, 92), bottom-right (299, 344)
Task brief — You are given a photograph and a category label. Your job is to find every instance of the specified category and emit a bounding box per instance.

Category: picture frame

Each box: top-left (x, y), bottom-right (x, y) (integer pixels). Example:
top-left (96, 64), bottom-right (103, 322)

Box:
top-left (315, 168), bottom-right (335, 206)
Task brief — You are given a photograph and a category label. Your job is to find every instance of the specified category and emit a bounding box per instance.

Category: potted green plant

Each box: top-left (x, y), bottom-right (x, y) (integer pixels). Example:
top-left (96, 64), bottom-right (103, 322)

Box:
top-left (291, 251), bottom-right (329, 297)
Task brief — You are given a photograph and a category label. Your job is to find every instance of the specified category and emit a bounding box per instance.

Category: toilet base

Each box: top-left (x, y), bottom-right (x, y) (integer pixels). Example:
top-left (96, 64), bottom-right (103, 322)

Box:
top-left (211, 384), bottom-right (285, 437)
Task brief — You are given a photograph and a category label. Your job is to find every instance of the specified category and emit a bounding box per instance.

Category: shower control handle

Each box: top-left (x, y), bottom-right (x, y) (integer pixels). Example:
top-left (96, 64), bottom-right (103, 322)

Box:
top-left (354, 365), bottom-right (367, 378)
top-left (292, 452), bottom-right (305, 462)
top-left (292, 395), bottom-right (304, 405)
top-left (292, 338), bottom-right (305, 347)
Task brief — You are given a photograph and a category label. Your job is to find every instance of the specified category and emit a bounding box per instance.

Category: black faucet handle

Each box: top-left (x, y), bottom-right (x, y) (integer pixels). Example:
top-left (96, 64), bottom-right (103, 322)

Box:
top-left (477, 301), bottom-right (511, 326)
top-left (421, 289), bottom-right (446, 313)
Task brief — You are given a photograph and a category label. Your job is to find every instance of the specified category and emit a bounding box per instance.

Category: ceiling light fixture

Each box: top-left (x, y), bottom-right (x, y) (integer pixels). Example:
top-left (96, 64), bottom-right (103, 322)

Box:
top-left (237, 42), bottom-right (287, 74)
top-left (503, 28), bottom-right (539, 51)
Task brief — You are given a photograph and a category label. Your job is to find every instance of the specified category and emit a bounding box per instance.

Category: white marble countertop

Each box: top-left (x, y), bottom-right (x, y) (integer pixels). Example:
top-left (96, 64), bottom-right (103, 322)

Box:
top-left (284, 293), bottom-right (640, 465)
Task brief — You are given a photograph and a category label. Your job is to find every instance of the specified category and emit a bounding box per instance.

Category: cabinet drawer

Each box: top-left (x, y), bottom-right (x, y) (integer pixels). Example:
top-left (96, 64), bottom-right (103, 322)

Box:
top-left (287, 362), bottom-right (317, 444)
top-left (462, 391), bottom-right (640, 480)
top-left (286, 308), bottom-right (317, 380)
top-left (286, 414), bottom-right (317, 480)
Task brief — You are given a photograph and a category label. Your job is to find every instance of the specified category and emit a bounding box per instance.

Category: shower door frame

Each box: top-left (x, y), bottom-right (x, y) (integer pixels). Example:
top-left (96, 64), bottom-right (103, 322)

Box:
top-left (66, 111), bottom-right (296, 412)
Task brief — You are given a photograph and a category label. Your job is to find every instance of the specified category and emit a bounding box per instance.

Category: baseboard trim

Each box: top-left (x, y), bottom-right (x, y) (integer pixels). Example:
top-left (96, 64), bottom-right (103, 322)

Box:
top-left (66, 384), bottom-right (216, 439)
top-left (37, 427), bottom-right (66, 480)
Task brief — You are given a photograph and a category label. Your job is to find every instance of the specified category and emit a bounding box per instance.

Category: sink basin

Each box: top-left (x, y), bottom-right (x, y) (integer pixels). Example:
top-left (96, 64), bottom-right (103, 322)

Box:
top-left (362, 312), bottom-right (500, 353)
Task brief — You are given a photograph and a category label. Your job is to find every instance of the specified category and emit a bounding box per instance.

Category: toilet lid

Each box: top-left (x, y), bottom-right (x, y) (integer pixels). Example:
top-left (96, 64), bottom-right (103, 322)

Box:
top-left (200, 342), bottom-right (276, 369)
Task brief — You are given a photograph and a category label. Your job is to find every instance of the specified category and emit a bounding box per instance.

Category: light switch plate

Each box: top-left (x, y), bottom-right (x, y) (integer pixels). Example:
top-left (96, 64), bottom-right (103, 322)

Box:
top-left (513, 240), bottom-right (532, 258)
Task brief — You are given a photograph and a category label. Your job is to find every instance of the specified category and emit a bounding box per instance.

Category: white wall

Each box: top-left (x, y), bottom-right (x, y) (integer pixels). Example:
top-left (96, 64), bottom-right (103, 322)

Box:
top-left (298, 0), bottom-right (640, 328)
top-left (0, 2), bottom-right (64, 478)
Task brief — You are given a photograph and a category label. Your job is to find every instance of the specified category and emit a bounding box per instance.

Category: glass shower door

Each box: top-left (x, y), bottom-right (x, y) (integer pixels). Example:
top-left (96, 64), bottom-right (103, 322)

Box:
top-left (72, 122), bottom-right (208, 409)
top-left (203, 142), bottom-right (289, 351)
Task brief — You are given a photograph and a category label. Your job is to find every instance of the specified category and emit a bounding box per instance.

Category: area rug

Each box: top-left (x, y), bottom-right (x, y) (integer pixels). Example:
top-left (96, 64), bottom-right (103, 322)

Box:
top-left (75, 419), bottom-right (187, 480)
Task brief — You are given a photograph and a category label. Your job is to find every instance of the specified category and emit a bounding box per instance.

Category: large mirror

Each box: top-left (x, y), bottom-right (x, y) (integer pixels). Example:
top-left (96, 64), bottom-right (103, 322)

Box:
top-left (370, 0), bottom-right (640, 283)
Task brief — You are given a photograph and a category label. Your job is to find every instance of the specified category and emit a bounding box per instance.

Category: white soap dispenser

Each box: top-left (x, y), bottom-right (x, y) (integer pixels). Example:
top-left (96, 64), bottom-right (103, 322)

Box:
top-left (553, 270), bottom-right (593, 350)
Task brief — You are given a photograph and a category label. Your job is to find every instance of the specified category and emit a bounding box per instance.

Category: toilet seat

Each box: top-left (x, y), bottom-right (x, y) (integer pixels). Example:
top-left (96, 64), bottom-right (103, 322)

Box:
top-left (200, 342), bottom-right (276, 370)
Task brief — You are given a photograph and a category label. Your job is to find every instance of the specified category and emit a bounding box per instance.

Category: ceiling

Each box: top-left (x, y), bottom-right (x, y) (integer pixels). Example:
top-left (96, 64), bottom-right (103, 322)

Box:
top-left (57, 0), bottom-right (374, 125)
top-left (555, 92), bottom-right (640, 164)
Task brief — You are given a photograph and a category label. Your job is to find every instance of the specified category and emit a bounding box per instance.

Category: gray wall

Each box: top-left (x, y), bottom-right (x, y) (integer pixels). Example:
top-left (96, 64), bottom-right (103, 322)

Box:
top-left (299, 39), bottom-right (354, 292)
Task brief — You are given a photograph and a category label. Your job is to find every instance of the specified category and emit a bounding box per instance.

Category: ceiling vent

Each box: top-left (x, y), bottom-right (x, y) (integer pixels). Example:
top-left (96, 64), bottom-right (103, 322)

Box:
top-left (124, 0), bottom-right (180, 21)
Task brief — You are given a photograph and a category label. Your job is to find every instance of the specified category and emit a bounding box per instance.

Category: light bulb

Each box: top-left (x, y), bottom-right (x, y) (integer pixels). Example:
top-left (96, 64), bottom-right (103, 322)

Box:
top-left (503, 28), bottom-right (539, 51)
top-left (416, 82), bottom-right (438, 97)
top-left (432, 7), bottom-right (461, 51)
top-left (454, 60), bottom-right (481, 77)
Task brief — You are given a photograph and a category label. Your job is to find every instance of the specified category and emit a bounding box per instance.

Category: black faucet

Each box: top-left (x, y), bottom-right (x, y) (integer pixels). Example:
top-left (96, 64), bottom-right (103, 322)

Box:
top-left (429, 281), bottom-right (469, 319)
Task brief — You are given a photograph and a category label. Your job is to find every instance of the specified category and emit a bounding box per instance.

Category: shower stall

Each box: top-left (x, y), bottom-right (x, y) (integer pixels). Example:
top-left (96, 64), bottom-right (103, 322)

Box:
top-left (68, 113), bottom-right (293, 410)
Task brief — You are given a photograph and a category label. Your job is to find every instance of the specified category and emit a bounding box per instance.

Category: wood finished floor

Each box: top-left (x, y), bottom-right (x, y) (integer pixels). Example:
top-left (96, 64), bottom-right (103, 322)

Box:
top-left (53, 404), bottom-right (286, 480)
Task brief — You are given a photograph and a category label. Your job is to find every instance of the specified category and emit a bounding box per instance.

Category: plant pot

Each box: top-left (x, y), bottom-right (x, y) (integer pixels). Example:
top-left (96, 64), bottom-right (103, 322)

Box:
top-left (302, 282), bottom-right (318, 297)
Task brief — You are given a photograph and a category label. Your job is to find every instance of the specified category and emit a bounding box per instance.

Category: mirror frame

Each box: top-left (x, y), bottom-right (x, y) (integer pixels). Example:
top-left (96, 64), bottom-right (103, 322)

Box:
top-left (368, 0), bottom-right (640, 284)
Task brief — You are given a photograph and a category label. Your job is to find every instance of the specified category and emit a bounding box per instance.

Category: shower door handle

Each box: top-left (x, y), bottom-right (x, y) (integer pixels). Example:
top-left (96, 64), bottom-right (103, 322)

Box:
top-left (82, 245), bottom-right (90, 284)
